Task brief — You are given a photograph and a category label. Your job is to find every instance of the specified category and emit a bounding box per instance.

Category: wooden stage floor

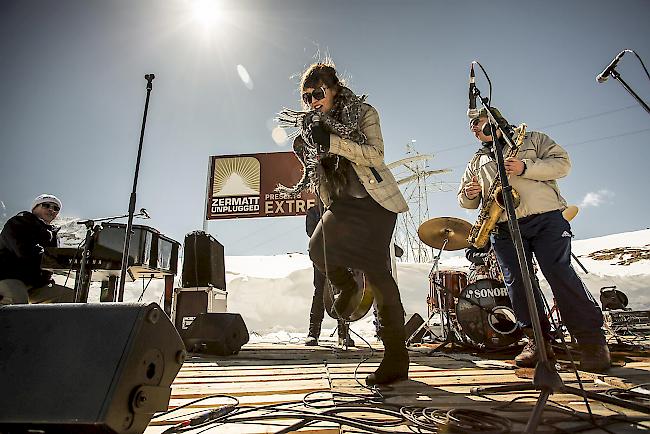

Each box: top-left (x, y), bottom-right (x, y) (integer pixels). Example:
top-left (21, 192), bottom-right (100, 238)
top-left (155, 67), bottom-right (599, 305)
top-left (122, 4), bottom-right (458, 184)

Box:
top-left (145, 340), bottom-right (650, 433)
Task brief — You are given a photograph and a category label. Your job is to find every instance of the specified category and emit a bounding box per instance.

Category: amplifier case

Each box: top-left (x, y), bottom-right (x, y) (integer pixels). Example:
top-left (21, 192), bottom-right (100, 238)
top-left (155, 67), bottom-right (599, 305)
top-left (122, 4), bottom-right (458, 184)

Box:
top-left (182, 231), bottom-right (226, 289)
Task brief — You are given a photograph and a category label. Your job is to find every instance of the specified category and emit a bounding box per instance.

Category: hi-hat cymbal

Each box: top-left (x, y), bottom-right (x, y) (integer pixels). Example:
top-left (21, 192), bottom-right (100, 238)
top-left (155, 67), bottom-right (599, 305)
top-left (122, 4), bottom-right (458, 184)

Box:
top-left (418, 217), bottom-right (472, 251)
top-left (562, 205), bottom-right (579, 222)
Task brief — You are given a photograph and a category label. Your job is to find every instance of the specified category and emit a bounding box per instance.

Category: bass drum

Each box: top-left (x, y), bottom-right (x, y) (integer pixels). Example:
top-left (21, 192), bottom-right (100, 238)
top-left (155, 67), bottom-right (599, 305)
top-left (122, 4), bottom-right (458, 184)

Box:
top-left (455, 279), bottom-right (522, 349)
top-left (324, 269), bottom-right (374, 322)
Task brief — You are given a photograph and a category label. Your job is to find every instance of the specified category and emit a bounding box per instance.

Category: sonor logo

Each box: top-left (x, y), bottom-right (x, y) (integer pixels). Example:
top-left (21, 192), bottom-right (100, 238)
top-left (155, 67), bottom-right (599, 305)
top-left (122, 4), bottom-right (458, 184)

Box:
top-left (466, 286), bottom-right (509, 299)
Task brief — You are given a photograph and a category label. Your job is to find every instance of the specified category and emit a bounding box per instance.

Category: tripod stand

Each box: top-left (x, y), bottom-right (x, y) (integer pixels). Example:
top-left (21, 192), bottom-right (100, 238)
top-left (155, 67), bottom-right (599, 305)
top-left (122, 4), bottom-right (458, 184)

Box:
top-left (406, 217), bottom-right (472, 347)
top-left (467, 71), bottom-right (649, 432)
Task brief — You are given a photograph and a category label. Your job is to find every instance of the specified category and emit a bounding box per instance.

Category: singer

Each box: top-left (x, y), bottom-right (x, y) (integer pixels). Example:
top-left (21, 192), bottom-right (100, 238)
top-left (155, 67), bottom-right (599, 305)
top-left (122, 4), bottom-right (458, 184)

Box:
top-left (278, 62), bottom-right (409, 385)
top-left (458, 107), bottom-right (610, 373)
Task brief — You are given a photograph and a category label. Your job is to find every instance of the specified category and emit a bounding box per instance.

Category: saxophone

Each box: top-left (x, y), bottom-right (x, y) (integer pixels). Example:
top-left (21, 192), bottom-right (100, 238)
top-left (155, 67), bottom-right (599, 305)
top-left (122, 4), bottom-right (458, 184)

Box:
top-left (467, 123), bottom-right (527, 248)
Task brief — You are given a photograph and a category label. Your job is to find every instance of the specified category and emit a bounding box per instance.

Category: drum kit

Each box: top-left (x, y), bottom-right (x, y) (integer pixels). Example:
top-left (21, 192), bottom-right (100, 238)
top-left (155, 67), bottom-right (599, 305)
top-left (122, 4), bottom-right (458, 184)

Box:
top-left (410, 217), bottom-right (522, 350)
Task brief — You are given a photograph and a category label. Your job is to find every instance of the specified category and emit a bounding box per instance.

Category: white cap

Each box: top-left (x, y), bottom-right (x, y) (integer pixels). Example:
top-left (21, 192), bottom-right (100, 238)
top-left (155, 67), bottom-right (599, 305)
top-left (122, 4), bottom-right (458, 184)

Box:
top-left (31, 194), bottom-right (62, 212)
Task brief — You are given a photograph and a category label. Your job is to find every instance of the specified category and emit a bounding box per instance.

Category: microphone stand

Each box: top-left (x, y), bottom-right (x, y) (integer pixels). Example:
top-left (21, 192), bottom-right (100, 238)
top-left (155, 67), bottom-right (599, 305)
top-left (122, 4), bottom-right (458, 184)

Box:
top-left (469, 86), bottom-right (650, 431)
top-left (118, 74), bottom-right (155, 302)
top-left (608, 69), bottom-right (650, 116)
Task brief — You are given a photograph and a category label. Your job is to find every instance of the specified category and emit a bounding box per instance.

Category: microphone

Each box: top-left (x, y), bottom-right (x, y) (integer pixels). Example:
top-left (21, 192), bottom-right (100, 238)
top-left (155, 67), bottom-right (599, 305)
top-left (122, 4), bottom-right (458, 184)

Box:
top-left (467, 62), bottom-right (479, 119)
top-left (596, 50), bottom-right (627, 83)
top-left (139, 208), bottom-right (151, 219)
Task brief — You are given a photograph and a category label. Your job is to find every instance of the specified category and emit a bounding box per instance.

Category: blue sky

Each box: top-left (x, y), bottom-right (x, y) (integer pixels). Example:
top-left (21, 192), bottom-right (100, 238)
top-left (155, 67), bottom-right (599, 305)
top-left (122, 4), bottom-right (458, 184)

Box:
top-left (1, 0), bottom-right (649, 256)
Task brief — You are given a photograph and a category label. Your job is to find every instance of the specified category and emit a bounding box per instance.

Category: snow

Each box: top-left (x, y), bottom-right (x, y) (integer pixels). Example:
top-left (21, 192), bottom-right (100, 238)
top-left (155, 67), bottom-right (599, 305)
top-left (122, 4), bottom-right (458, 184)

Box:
top-left (53, 228), bottom-right (650, 344)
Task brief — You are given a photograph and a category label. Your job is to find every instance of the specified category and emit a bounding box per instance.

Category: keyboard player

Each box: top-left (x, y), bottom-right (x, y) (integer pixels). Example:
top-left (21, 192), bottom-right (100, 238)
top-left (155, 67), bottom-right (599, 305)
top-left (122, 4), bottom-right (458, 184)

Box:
top-left (0, 194), bottom-right (74, 305)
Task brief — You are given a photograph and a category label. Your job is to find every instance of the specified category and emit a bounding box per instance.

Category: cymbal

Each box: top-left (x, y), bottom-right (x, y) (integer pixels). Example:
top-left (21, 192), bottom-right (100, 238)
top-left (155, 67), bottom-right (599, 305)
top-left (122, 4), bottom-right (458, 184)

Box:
top-left (418, 217), bottom-right (472, 251)
top-left (562, 205), bottom-right (579, 222)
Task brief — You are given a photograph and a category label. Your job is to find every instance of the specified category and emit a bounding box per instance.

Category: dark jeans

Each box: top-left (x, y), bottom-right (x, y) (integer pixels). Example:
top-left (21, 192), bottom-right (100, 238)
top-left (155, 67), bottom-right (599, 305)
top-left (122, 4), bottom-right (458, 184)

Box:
top-left (309, 265), bottom-right (327, 327)
top-left (491, 210), bottom-right (605, 345)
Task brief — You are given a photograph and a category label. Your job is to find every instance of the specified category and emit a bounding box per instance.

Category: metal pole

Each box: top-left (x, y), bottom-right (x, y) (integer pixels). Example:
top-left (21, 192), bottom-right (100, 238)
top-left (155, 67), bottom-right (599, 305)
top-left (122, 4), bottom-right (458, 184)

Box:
top-left (118, 74), bottom-right (155, 301)
top-left (203, 157), bottom-right (213, 232)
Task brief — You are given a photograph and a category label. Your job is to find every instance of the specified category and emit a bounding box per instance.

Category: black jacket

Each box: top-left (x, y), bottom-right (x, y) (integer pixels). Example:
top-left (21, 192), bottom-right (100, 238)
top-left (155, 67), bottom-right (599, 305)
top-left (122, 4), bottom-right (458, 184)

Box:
top-left (0, 211), bottom-right (58, 286)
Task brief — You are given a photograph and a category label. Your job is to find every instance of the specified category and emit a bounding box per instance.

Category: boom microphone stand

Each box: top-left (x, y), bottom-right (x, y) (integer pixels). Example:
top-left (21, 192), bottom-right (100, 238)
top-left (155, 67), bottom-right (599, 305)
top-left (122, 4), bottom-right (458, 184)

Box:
top-left (596, 49), bottom-right (650, 116)
top-left (469, 84), bottom-right (650, 431)
top-left (118, 74), bottom-right (155, 302)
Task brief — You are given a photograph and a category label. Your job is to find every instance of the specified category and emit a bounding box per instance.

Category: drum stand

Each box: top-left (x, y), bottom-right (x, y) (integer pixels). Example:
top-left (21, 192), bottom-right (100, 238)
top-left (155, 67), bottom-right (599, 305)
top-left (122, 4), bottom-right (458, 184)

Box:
top-left (406, 238), bottom-right (464, 349)
top-left (467, 84), bottom-right (648, 431)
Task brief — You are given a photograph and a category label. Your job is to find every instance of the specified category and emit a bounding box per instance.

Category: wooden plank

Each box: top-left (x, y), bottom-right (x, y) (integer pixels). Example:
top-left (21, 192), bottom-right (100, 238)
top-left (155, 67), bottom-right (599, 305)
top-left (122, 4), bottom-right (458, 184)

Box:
top-left (147, 342), bottom-right (650, 433)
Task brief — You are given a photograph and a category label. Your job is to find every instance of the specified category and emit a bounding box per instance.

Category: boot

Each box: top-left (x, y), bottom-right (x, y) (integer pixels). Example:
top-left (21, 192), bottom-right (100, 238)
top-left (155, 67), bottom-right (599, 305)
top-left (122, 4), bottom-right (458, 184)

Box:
top-left (337, 321), bottom-right (355, 347)
top-left (580, 344), bottom-right (611, 373)
top-left (305, 321), bottom-right (321, 347)
top-left (332, 279), bottom-right (358, 320)
top-left (366, 305), bottom-right (409, 386)
top-left (515, 328), bottom-right (555, 368)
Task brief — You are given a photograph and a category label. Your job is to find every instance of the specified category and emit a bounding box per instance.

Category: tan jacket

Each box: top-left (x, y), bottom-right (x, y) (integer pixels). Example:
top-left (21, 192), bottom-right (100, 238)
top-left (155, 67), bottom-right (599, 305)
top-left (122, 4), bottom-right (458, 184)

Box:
top-left (458, 131), bottom-right (569, 221)
top-left (320, 104), bottom-right (409, 214)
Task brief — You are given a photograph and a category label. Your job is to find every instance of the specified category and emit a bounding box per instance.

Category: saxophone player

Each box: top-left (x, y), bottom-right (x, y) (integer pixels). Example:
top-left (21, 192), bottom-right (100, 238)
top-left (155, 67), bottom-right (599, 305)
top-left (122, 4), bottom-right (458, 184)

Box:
top-left (458, 107), bottom-right (610, 373)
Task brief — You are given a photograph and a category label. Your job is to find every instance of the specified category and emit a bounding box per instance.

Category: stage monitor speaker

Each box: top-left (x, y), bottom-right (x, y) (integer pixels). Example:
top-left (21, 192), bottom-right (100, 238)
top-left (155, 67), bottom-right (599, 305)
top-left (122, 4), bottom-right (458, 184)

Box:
top-left (182, 231), bottom-right (226, 290)
top-left (174, 287), bottom-right (227, 333)
top-left (183, 312), bottom-right (249, 356)
top-left (0, 303), bottom-right (186, 434)
top-left (405, 313), bottom-right (426, 344)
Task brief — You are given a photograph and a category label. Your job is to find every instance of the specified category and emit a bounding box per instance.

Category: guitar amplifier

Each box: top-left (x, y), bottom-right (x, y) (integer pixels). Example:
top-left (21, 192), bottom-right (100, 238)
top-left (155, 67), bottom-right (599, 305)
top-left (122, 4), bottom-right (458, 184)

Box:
top-left (604, 310), bottom-right (650, 336)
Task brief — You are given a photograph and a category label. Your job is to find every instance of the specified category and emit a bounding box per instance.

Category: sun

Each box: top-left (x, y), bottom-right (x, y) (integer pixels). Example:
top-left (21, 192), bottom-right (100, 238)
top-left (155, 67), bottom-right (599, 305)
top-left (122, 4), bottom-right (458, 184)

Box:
top-left (189, 0), bottom-right (223, 30)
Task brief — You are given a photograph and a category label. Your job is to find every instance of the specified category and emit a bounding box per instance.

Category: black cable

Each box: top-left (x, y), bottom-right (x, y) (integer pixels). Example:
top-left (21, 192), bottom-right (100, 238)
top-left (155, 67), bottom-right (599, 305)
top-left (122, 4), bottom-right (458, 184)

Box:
top-left (152, 394), bottom-right (239, 419)
top-left (628, 49), bottom-right (650, 82)
top-left (137, 274), bottom-right (154, 302)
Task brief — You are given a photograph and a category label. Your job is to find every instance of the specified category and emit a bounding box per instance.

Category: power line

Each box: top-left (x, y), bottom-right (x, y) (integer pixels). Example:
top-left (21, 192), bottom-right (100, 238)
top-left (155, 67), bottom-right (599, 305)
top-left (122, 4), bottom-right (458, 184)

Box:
top-left (433, 105), bottom-right (639, 154)
top-left (440, 127), bottom-right (650, 174)
top-left (537, 105), bottom-right (637, 129)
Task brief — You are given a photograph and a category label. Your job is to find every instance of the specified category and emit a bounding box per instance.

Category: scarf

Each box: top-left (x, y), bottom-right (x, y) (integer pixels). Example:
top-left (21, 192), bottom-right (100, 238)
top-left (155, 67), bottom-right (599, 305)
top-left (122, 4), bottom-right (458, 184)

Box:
top-left (275, 87), bottom-right (367, 198)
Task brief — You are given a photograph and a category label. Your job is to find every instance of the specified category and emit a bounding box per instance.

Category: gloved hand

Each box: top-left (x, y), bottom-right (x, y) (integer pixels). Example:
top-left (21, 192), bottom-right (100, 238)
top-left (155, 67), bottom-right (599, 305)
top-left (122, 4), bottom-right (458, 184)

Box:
top-left (310, 124), bottom-right (330, 153)
top-left (34, 244), bottom-right (45, 255)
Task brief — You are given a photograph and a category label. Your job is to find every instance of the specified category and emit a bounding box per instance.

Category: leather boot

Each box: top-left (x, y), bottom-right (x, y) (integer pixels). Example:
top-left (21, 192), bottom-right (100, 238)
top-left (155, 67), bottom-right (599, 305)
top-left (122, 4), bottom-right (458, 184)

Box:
top-left (580, 344), bottom-right (611, 373)
top-left (337, 321), bottom-right (355, 347)
top-left (366, 305), bottom-right (409, 386)
top-left (515, 328), bottom-right (555, 368)
top-left (305, 321), bottom-right (321, 346)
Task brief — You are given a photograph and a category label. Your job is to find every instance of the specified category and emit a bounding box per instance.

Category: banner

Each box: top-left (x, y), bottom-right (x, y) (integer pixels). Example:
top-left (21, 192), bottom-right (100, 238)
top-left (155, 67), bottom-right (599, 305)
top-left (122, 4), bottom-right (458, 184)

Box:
top-left (206, 152), bottom-right (317, 220)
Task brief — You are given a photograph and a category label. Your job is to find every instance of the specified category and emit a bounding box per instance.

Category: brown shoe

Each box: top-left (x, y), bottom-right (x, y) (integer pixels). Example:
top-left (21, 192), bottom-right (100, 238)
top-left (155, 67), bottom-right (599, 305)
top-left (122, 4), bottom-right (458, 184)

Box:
top-left (580, 344), bottom-right (611, 373)
top-left (515, 331), bottom-right (555, 368)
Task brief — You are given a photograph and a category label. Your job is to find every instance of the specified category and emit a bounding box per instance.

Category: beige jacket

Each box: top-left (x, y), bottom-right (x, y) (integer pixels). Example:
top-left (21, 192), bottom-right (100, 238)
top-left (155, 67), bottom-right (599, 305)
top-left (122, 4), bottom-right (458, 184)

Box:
top-left (320, 104), bottom-right (409, 214)
top-left (458, 131), bottom-right (569, 221)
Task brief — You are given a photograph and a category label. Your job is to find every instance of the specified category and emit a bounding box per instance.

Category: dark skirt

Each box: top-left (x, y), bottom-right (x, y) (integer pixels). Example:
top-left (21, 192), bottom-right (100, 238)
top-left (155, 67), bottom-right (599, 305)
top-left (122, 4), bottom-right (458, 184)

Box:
top-left (309, 196), bottom-right (397, 274)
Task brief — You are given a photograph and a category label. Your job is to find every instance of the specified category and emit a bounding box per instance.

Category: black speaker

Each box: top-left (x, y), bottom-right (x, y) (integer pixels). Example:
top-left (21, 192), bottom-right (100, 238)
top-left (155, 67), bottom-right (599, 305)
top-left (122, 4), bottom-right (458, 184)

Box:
top-left (183, 313), bottom-right (249, 356)
top-left (182, 231), bottom-right (226, 289)
top-left (405, 313), bottom-right (426, 344)
top-left (0, 303), bottom-right (186, 434)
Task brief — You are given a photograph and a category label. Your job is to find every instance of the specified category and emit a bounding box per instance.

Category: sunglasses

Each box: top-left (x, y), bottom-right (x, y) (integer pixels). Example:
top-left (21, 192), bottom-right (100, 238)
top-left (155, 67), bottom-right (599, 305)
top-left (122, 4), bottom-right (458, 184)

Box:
top-left (470, 117), bottom-right (484, 129)
top-left (41, 203), bottom-right (60, 212)
top-left (302, 87), bottom-right (327, 105)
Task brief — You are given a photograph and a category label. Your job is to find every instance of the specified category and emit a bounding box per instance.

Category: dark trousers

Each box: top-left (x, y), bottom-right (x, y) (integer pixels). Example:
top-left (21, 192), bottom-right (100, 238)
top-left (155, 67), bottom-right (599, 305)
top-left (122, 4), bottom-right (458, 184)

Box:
top-left (309, 266), bottom-right (327, 327)
top-left (491, 210), bottom-right (605, 345)
top-left (309, 265), bottom-right (348, 339)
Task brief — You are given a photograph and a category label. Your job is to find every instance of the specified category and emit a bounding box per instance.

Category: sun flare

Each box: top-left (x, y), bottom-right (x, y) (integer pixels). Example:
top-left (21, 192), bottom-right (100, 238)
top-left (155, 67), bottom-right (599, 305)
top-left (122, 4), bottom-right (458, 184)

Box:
top-left (190, 0), bottom-right (223, 30)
